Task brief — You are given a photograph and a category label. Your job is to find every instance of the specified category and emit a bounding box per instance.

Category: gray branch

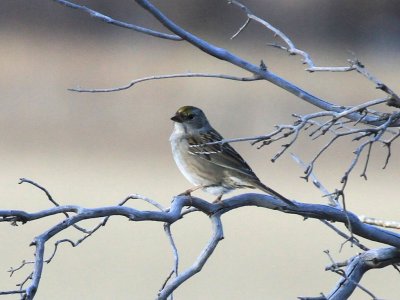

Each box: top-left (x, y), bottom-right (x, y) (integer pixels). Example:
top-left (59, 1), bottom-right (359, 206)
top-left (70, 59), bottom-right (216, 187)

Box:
top-left (2, 193), bottom-right (400, 299)
top-left (229, 0), bottom-right (354, 72)
top-left (326, 247), bottom-right (400, 300)
top-left (134, 0), bottom-right (398, 127)
top-left (51, 0), bottom-right (182, 41)
top-left (10, 1), bottom-right (400, 299)
top-left (69, 73), bottom-right (261, 93)
top-left (158, 212), bottom-right (224, 300)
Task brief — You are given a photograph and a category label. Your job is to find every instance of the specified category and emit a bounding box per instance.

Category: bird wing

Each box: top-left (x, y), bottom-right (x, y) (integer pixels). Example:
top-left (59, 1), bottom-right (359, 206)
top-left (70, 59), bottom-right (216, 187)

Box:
top-left (187, 130), bottom-right (295, 206)
top-left (187, 130), bottom-right (260, 181)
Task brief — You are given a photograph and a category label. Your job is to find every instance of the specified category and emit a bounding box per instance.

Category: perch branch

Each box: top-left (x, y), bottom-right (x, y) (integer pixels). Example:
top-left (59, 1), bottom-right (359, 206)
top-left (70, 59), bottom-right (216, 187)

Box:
top-left (2, 192), bottom-right (400, 299)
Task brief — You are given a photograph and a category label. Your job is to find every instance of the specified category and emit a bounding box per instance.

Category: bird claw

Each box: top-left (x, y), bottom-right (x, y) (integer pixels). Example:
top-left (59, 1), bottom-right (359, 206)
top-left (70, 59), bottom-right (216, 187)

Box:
top-left (212, 194), bottom-right (223, 203)
top-left (178, 190), bottom-right (192, 197)
top-left (178, 189), bottom-right (195, 207)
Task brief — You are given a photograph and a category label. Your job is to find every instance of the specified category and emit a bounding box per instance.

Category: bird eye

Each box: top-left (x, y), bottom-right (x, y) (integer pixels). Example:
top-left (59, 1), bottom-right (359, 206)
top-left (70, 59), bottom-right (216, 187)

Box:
top-left (187, 114), bottom-right (194, 120)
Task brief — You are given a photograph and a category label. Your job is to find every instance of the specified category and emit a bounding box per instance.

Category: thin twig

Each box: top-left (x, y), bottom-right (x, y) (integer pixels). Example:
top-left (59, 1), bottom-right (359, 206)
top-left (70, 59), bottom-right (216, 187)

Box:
top-left (158, 212), bottom-right (224, 299)
top-left (19, 178), bottom-right (90, 233)
top-left (359, 216), bottom-right (400, 230)
top-left (0, 290), bottom-right (26, 295)
top-left (69, 73), bottom-right (260, 93)
top-left (8, 260), bottom-right (34, 277)
top-left (162, 223), bottom-right (179, 299)
top-left (159, 270), bottom-right (175, 292)
top-left (321, 221), bottom-right (369, 251)
top-left (229, 0), bottom-right (354, 72)
top-left (324, 250), bottom-right (382, 299)
top-left (350, 59), bottom-right (400, 108)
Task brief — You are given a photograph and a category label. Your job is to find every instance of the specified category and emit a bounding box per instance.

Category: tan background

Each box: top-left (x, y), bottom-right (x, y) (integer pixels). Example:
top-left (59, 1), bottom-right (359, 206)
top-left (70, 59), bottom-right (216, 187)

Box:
top-left (0, 1), bottom-right (399, 299)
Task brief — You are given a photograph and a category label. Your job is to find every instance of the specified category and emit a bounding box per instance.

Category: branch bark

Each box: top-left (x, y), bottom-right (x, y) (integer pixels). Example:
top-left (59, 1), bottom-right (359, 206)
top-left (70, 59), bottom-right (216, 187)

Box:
top-left (134, 0), bottom-right (397, 126)
top-left (326, 247), bottom-right (400, 299)
top-left (4, 1), bottom-right (399, 299)
top-left (51, 0), bottom-right (182, 40)
top-left (2, 193), bottom-right (400, 299)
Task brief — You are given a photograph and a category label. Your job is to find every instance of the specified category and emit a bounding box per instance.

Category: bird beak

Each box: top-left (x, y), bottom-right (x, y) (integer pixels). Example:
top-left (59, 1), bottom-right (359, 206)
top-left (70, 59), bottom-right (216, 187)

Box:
top-left (171, 114), bottom-right (183, 123)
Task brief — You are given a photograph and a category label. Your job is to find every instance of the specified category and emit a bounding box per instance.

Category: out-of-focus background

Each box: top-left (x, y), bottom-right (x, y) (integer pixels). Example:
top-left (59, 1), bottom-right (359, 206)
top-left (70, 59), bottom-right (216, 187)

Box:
top-left (1, 1), bottom-right (399, 299)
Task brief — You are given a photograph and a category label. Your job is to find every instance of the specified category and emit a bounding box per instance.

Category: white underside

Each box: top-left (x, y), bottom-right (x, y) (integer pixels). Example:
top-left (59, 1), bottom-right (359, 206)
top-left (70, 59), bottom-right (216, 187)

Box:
top-left (170, 123), bottom-right (234, 196)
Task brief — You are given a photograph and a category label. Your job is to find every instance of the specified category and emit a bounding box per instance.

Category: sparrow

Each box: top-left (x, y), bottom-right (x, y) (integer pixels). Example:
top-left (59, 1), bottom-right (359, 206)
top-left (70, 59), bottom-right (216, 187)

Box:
top-left (170, 105), bottom-right (294, 206)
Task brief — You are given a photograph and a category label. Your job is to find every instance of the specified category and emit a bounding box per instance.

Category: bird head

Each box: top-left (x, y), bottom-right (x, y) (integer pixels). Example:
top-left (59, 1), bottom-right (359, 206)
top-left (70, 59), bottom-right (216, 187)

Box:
top-left (171, 106), bottom-right (210, 130)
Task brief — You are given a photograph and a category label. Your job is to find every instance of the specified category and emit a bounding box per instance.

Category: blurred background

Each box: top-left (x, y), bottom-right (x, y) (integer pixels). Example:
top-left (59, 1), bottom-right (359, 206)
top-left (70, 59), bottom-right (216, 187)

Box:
top-left (0, 0), bottom-right (399, 299)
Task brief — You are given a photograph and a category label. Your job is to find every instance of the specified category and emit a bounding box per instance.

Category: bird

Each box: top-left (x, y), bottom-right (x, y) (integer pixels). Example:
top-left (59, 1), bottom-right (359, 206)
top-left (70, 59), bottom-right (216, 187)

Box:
top-left (169, 105), bottom-right (295, 206)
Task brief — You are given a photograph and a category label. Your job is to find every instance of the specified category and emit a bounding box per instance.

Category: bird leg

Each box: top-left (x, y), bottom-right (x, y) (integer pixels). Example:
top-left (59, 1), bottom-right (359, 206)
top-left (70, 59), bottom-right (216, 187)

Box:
top-left (178, 185), bottom-right (204, 207)
top-left (178, 185), bottom-right (203, 197)
top-left (212, 194), bottom-right (223, 203)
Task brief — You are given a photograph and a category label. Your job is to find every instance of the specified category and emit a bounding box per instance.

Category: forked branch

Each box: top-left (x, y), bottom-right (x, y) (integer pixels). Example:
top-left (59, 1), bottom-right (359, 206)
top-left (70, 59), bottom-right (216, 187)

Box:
top-left (5, 1), bottom-right (399, 299)
top-left (2, 188), bottom-right (400, 299)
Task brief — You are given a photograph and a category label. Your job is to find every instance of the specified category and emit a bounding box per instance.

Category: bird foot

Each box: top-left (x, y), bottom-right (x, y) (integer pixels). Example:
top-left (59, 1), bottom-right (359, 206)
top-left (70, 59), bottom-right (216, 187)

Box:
top-left (178, 188), bottom-right (198, 207)
top-left (212, 195), bottom-right (223, 203)
top-left (178, 190), bottom-right (192, 197)
top-left (178, 185), bottom-right (203, 197)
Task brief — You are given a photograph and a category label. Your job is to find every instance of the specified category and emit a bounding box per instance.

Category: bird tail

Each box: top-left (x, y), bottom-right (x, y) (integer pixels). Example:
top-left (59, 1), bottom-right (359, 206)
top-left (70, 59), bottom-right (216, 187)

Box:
top-left (253, 181), bottom-right (296, 207)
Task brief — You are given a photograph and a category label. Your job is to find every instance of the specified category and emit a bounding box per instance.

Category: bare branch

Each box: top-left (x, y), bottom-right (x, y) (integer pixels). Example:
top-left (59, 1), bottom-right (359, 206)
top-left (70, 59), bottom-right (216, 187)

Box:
top-left (51, 0), bottom-right (182, 41)
top-left (162, 223), bottom-right (179, 299)
top-left (339, 112), bottom-right (400, 191)
top-left (8, 260), bottom-right (34, 278)
top-left (134, 0), bottom-right (396, 126)
top-left (359, 215), bottom-right (400, 230)
top-left (200, 99), bottom-right (395, 181)
top-left (290, 153), bottom-right (339, 207)
top-left (2, 190), bottom-right (400, 299)
top-left (19, 178), bottom-right (90, 233)
top-left (0, 290), bottom-right (26, 296)
top-left (228, 0), bottom-right (400, 112)
top-left (382, 129), bottom-right (400, 169)
top-left (229, 0), bottom-right (354, 73)
top-left (19, 178), bottom-right (58, 207)
top-left (350, 59), bottom-right (400, 108)
top-left (159, 270), bottom-right (175, 295)
top-left (230, 16), bottom-right (250, 40)
top-left (158, 213), bottom-right (224, 300)
top-left (7, 1), bottom-right (400, 299)
top-left (69, 73), bottom-right (261, 93)
top-left (2, 193), bottom-right (399, 246)
top-left (325, 247), bottom-right (400, 299)
top-left (129, 193), bottom-right (165, 211)
top-left (290, 154), bottom-right (371, 252)
top-left (321, 220), bottom-right (369, 252)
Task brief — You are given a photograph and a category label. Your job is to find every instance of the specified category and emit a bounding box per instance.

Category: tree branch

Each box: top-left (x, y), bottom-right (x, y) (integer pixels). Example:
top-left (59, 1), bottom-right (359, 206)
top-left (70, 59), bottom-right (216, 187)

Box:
top-left (134, 0), bottom-right (398, 127)
top-left (69, 73), bottom-right (261, 93)
top-left (229, 0), bottom-right (400, 110)
top-left (229, 0), bottom-right (354, 73)
top-left (162, 223), bottom-right (179, 300)
top-left (158, 212), bottom-right (224, 300)
top-left (10, 1), bottom-right (400, 299)
top-left (51, 0), bottom-right (182, 41)
top-left (2, 192), bottom-right (400, 299)
top-left (325, 247), bottom-right (400, 299)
